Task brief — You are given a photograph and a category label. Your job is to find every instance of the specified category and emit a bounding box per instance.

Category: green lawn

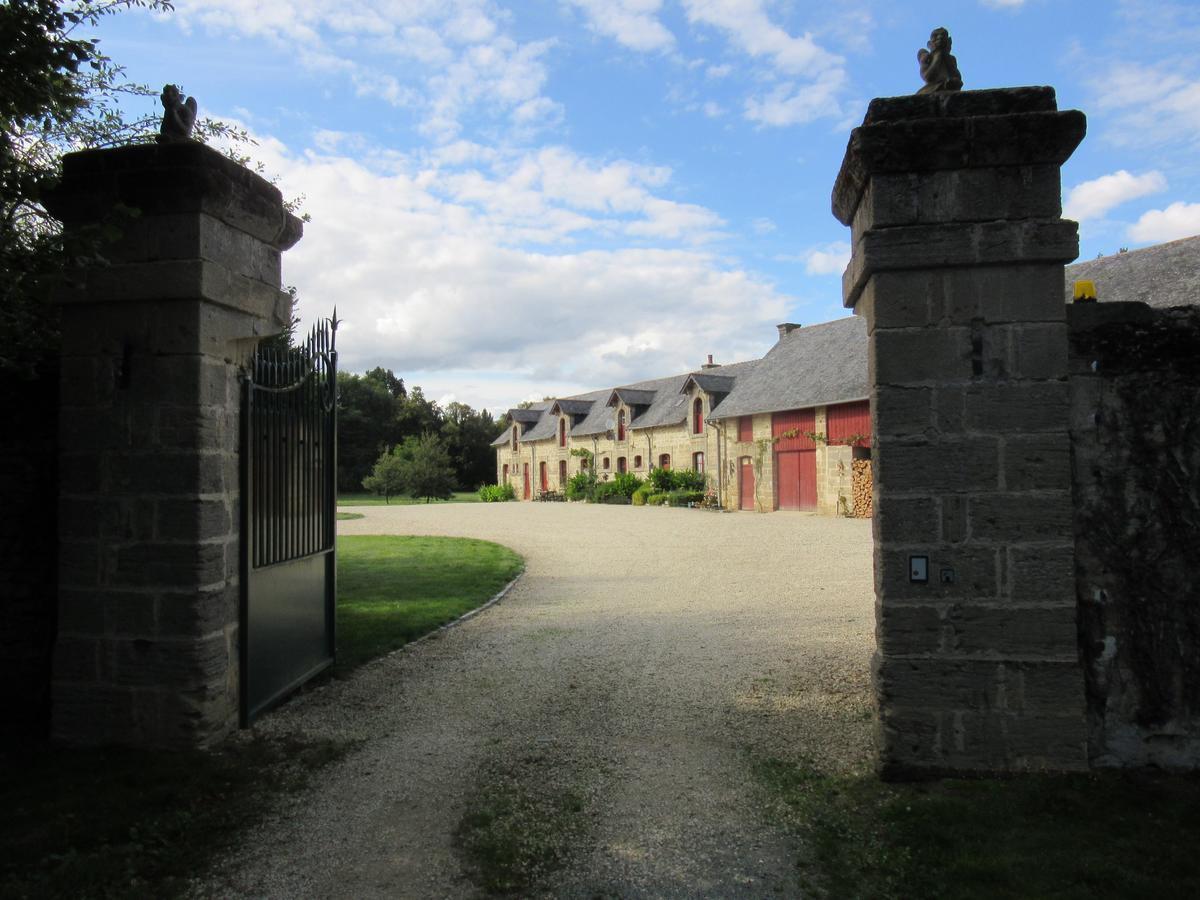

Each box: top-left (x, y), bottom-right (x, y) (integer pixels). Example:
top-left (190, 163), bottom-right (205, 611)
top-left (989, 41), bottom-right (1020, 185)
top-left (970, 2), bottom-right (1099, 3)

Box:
top-left (753, 755), bottom-right (1200, 899)
top-left (336, 534), bottom-right (523, 672)
top-left (337, 491), bottom-right (481, 507)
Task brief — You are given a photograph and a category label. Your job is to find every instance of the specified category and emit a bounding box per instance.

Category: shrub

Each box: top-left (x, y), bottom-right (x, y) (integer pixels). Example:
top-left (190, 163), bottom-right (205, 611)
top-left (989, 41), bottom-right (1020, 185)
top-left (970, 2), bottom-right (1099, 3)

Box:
top-left (631, 490), bottom-right (647, 506)
top-left (672, 469), bottom-right (707, 492)
top-left (477, 482), bottom-right (516, 502)
top-left (646, 492), bottom-right (670, 506)
top-left (668, 489), bottom-right (704, 507)
top-left (565, 471), bottom-right (592, 501)
top-left (648, 467), bottom-right (674, 492)
top-left (632, 483), bottom-right (655, 503)
top-left (611, 472), bottom-right (643, 497)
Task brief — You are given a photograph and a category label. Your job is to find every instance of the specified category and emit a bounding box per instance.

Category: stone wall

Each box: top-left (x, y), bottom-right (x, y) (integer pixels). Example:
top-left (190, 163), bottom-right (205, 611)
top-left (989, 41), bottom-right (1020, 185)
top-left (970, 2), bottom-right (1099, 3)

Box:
top-left (1068, 301), bottom-right (1200, 768)
top-left (0, 371), bottom-right (58, 740)
top-left (44, 143), bottom-right (300, 747)
top-left (836, 88), bottom-right (1089, 776)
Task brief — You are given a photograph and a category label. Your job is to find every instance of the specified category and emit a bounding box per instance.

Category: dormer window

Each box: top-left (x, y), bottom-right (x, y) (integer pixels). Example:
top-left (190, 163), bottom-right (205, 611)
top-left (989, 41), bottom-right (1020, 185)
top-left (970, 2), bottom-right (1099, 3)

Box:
top-left (559, 418), bottom-right (567, 447)
top-left (617, 409), bottom-right (626, 442)
top-left (692, 397), bottom-right (704, 435)
top-left (512, 426), bottom-right (519, 451)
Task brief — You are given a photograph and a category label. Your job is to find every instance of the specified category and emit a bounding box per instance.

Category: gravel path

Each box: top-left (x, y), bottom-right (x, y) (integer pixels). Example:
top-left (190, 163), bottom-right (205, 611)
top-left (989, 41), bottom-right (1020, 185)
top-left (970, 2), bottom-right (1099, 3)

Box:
top-left (198, 503), bottom-right (876, 898)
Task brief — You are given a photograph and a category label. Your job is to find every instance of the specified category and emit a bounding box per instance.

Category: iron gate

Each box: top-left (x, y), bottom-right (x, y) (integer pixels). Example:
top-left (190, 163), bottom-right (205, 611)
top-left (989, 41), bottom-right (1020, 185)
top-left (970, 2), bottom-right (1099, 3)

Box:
top-left (240, 315), bottom-right (338, 724)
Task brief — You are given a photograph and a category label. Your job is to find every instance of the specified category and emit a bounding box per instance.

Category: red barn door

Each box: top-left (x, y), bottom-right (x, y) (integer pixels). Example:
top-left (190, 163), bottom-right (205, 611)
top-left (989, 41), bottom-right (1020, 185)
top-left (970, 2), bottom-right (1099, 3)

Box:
top-left (539, 461), bottom-right (548, 492)
top-left (523, 464), bottom-right (530, 499)
top-left (776, 451), bottom-right (817, 510)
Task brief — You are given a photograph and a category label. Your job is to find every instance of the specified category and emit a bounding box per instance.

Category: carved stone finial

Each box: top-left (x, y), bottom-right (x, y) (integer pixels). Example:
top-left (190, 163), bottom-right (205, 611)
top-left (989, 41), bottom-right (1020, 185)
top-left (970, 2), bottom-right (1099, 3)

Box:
top-left (916, 27), bottom-right (963, 95)
top-left (156, 84), bottom-right (198, 143)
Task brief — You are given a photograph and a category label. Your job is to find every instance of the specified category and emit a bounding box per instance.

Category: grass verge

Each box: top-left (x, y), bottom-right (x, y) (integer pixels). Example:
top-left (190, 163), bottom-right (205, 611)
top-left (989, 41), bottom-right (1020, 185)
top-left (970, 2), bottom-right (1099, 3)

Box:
top-left (337, 491), bottom-right (480, 507)
top-left (454, 748), bottom-right (597, 894)
top-left (751, 754), bottom-right (1200, 899)
top-left (336, 534), bottom-right (523, 673)
top-left (336, 511), bottom-right (365, 521)
top-left (0, 733), bottom-right (354, 899)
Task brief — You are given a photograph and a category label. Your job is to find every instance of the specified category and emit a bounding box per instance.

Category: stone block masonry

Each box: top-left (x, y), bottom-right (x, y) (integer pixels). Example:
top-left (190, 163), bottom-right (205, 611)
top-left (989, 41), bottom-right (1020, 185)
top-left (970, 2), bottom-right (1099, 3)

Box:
top-left (835, 87), bottom-right (1088, 776)
top-left (43, 142), bottom-right (302, 748)
top-left (1069, 302), bottom-right (1200, 769)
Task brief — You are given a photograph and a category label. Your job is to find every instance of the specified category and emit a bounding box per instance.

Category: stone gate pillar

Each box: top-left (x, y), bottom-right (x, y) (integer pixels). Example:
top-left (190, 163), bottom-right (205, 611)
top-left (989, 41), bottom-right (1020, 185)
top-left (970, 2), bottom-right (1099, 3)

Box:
top-left (833, 88), bottom-right (1087, 775)
top-left (44, 143), bottom-right (302, 747)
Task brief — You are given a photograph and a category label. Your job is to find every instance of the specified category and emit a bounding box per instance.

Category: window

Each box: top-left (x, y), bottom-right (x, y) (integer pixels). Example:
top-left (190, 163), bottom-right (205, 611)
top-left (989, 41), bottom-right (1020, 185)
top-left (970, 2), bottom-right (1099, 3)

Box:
top-left (634, 455), bottom-right (642, 468)
top-left (692, 397), bottom-right (704, 434)
top-left (559, 459), bottom-right (567, 485)
top-left (618, 457), bottom-right (627, 474)
top-left (502, 464), bottom-right (509, 481)
top-left (617, 409), bottom-right (626, 442)
top-left (659, 453), bottom-right (671, 470)
top-left (693, 451), bottom-right (705, 473)
top-left (738, 415), bottom-right (753, 442)
top-left (580, 457), bottom-right (589, 471)
top-left (511, 427), bottom-right (518, 451)
top-left (559, 418), bottom-right (566, 447)
top-left (603, 457), bottom-right (611, 469)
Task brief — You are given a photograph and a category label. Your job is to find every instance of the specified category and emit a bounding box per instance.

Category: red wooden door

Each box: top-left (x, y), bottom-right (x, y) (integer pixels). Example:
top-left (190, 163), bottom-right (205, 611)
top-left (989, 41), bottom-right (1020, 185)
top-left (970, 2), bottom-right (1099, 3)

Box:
top-left (739, 458), bottom-right (755, 510)
top-left (798, 450), bottom-right (817, 508)
top-left (539, 461), bottom-right (548, 491)
top-left (523, 464), bottom-right (530, 499)
top-left (776, 451), bottom-right (800, 510)
top-left (559, 460), bottom-right (567, 486)
top-left (776, 450), bottom-right (817, 510)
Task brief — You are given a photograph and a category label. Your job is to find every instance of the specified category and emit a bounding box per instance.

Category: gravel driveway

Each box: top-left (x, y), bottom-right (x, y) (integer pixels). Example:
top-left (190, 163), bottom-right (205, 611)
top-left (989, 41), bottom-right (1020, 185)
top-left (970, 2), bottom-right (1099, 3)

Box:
top-left (199, 503), bottom-right (876, 898)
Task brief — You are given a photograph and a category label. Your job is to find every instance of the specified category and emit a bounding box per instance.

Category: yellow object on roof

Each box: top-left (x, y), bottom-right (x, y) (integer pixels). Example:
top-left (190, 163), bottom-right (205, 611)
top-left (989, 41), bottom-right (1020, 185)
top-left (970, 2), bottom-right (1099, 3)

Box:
top-left (1073, 280), bottom-right (1098, 302)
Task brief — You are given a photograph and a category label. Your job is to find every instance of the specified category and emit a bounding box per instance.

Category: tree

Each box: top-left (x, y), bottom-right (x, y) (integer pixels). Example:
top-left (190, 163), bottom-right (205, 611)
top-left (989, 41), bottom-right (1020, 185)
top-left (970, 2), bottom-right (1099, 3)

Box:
top-left (1, 0), bottom-right (253, 377)
top-left (440, 401), bottom-right (497, 490)
top-left (364, 366), bottom-right (406, 399)
top-left (361, 445), bottom-right (406, 503)
top-left (337, 372), bottom-right (400, 491)
top-left (399, 433), bottom-right (455, 503)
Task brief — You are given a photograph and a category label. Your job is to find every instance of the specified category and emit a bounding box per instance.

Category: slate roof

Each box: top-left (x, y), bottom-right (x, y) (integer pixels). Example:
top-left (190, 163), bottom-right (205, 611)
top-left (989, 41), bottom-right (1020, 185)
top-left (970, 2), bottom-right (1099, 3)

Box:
top-left (1065, 234), bottom-right (1200, 309)
top-left (507, 407), bottom-right (544, 425)
top-left (607, 388), bottom-right (657, 408)
top-left (708, 316), bottom-right (868, 421)
top-left (629, 359), bottom-right (759, 430)
top-left (551, 399), bottom-right (594, 416)
top-left (681, 373), bottom-right (735, 395)
top-left (490, 424), bottom-right (513, 448)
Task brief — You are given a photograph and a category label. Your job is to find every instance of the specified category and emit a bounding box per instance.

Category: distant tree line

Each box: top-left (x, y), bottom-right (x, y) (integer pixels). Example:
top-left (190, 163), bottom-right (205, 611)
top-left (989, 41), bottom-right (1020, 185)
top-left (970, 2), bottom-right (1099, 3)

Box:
top-left (338, 366), bottom-right (502, 493)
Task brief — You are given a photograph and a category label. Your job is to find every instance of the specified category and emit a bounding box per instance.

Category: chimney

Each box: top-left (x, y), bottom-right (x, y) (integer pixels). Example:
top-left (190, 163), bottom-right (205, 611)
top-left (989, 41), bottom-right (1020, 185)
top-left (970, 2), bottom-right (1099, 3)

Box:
top-left (701, 353), bottom-right (718, 369)
top-left (776, 322), bottom-right (802, 340)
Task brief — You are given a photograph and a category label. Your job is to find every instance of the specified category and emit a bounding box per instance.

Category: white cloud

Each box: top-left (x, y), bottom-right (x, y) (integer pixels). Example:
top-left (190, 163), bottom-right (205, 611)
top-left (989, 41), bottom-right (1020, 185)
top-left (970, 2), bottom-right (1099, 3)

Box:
top-left (981, 0), bottom-right (1027, 8)
top-left (1089, 63), bottom-right (1200, 149)
top-left (680, 0), bottom-right (848, 127)
top-left (230, 129), bottom-right (787, 408)
top-left (1128, 201), bottom-right (1200, 243)
top-left (682, 0), bottom-right (842, 76)
top-left (751, 217), bottom-right (776, 235)
top-left (168, 0), bottom-right (559, 143)
top-left (744, 70), bottom-right (846, 126)
top-left (701, 100), bottom-right (725, 118)
top-left (1063, 170), bottom-right (1167, 222)
top-left (566, 0), bottom-right (675, 52)
top-left (799, 242), bottom-right (850, 275)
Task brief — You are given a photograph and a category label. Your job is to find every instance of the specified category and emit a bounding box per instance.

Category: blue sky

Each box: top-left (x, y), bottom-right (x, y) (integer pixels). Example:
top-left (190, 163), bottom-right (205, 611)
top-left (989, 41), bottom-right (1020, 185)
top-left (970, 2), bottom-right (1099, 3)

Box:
top-left (93, 0), bottom-right (1200, 412)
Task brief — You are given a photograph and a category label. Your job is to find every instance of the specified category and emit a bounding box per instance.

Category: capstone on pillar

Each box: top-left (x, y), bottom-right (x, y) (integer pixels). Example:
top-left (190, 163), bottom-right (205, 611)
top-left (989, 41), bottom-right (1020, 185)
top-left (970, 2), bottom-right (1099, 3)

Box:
top-left (43, 142), bottom-right (302, 747)
top-left (832, 87), bottom-right (1088, 776)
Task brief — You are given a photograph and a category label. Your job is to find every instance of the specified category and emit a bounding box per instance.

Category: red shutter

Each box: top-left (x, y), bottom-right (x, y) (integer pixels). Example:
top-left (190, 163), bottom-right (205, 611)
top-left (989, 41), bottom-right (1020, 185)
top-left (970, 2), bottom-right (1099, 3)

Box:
top-left (559, 419), bottom-right (566, 447)
top-left (827, 400), bottom-right (871, 447)
top-left (738, 415), bottom-right (753, 442)
top-left (693, 397), bottom-right (704, 434)
top-left (540, 461), bottom-right (548, 491)
top-left (523, 464), bottom-right (530, 499)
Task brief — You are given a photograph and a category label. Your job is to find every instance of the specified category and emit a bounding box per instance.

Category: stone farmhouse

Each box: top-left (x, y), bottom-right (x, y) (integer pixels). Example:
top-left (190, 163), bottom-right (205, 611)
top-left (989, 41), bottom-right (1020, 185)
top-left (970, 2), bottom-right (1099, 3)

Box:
top-left (493, 233), bottom-right (1199, 515)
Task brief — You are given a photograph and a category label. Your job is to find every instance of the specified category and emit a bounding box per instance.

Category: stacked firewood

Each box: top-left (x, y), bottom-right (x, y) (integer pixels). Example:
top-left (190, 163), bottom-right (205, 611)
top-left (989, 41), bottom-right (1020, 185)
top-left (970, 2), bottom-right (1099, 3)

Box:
top-left (851, 458), bottom-right (873, 517)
